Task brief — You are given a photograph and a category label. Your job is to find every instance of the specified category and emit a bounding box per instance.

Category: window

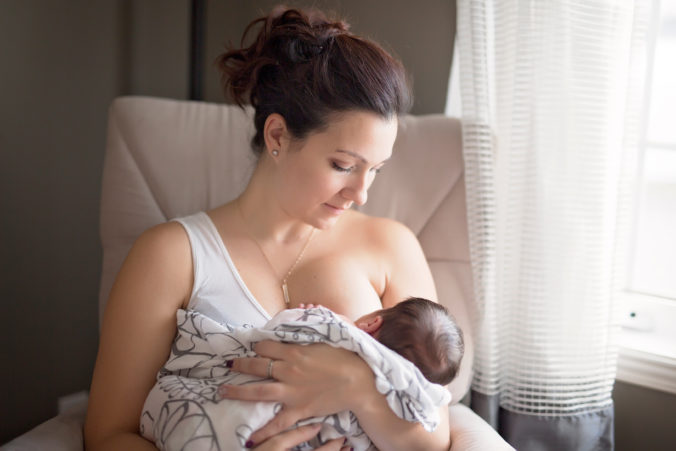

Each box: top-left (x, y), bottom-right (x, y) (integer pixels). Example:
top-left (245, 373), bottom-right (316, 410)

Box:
top-left (630, 0), bottom-right (676, 300)
top-left (445, 0), bottom-right (676, 394)
top-left (617, 0), bottom-right (676, 395)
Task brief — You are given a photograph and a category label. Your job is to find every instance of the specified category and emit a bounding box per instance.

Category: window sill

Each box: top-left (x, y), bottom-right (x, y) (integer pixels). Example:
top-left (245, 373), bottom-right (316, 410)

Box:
top-left (616, 293), bottom-right (676, 394)
top-left (617, 346), bottom-right (676, 394)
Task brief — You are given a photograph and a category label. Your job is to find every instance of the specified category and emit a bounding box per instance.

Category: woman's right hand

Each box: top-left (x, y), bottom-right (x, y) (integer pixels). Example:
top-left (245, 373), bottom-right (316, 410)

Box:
top-left (219, 340), bottom-right (374, 444)
top-left (251, 423), bottom-right (348, 451)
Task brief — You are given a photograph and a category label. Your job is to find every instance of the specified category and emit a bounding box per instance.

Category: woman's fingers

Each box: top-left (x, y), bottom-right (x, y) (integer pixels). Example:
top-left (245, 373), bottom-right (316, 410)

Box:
top-left (247, 407), bottom-right (305, 445)
top-left (224, 342), bottom-right (301, 378)
top-left (315, 438), bottom-right (349, 451)
top-left (251, 423), bottom-right (321, 450)
top-left (252, 340), bottom-right (303, 361)
top-left (228, 356), bottom-right (287, 380)
top-left (225, 342), bottom-right (373, 422)
top-left (218, 381), bottom-right (285, 402)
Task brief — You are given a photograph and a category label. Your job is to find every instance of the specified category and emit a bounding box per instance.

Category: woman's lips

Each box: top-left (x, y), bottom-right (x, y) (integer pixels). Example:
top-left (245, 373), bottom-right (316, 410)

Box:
top-left (324, 203), bottom-right (347, 214)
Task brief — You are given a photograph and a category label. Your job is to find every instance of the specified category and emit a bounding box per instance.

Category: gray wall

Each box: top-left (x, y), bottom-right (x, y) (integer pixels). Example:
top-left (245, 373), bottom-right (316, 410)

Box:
top-left (2, 1), bottom-right (674, 448)
top-left (614, 381), bottom-right (676, 451)
top-left (1, 0), bottom-right (122, 441)
top-left (0, 0), bottom-right (189, 442)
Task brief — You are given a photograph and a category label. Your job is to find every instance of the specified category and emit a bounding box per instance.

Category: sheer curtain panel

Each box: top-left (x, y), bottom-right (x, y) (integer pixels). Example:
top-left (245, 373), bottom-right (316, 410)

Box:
top-left (455, 0), bottom-right (653, 449)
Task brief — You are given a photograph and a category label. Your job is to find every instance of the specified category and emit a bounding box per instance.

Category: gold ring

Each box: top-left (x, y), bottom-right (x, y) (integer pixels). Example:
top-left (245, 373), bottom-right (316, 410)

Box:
top-left (266, 359), bottom-right (274, 379)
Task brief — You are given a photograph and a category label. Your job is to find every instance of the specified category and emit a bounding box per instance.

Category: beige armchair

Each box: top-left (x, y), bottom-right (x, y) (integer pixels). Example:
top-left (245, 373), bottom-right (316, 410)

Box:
top-left (4, 97), bottom-right (512, 450)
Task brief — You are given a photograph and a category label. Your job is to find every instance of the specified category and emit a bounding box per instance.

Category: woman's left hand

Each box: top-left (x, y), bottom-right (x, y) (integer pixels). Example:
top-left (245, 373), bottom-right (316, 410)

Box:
top-left (249, 423), bottom-right (348, 451)
top-left (218, 340), bottom-right (374, 446)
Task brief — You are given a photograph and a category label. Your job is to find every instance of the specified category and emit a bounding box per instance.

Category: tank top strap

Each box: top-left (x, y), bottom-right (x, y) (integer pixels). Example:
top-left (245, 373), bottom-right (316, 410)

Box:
top-left (171, 212), bottom-right (271, 327)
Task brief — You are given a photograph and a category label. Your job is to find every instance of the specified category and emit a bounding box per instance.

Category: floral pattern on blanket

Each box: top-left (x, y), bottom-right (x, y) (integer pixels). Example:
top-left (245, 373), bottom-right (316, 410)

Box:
top-left (140, 307), bottom-right (451, 451)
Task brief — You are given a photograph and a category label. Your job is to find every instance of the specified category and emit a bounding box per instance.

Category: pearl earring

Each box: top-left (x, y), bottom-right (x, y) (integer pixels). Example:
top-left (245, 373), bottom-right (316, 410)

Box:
top-left (271, 149), bottom-right (279, 156)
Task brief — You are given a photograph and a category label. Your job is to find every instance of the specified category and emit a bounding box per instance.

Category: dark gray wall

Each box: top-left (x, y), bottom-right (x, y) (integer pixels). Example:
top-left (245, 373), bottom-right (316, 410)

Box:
top-left (0, 0), bottom-right (122, 441)
top-left (0, 0), bottom-right (189, 443)
top-left (614, 381), bottom-right (676, 451)
top-left (125, 1), bottom-right (190, 98)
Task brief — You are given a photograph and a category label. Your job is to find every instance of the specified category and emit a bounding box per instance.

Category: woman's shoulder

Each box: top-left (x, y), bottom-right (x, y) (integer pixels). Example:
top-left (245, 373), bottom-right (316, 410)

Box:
top-left (128, 220), bottom-right (193, 273)
top-left (341, 210), bottom-right (419, 250)
top-left (124, 221), bottom-right (194, 308)
top-left (137, 220), bottom-right (190, 249)
top-left (340, 210), bottom-right (436, 304)
top-left (343, 208), bottom-right (414, 233)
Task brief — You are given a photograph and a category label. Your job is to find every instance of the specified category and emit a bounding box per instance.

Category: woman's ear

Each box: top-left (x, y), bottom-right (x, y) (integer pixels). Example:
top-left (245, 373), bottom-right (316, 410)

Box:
top-left (263, 113), bottom-right (288, 157)
top-left (356, 314), bottom-right (383, 336)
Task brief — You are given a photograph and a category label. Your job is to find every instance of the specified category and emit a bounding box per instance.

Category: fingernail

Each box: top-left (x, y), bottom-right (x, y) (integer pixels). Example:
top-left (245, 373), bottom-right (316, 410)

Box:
top-left (226, 360), bottom-right (233, 368)
top-left (245, 440), bottom-right (254, 448)
top-left (218, 386), bottom-right (227, 397)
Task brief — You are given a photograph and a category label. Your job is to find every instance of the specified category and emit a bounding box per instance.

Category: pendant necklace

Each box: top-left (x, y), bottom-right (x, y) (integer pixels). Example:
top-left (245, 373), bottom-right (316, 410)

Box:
top-left (236, 200), bottom-right (316, 307)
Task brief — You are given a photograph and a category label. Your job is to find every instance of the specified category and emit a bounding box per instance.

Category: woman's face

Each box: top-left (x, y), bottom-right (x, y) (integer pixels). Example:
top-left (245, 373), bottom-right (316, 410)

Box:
top-left (275, 110), bottom-right (398, 229)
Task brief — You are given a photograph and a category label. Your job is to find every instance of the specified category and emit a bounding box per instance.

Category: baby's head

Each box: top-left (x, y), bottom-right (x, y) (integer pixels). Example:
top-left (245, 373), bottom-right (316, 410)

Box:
top-left (355, 297), bottom-right (464, 385)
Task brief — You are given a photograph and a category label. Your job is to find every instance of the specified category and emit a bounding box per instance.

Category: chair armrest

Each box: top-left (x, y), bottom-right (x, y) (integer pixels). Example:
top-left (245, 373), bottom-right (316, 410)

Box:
top-left (448, 403), bottom-right (514, 451)
top-left (2, 403), bottom-right (86, 451)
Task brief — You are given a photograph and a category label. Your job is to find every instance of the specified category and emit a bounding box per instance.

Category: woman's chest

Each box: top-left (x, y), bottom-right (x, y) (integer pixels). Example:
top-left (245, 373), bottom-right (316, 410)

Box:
top-left (237, 252), bottom-right (384, 321)
top-left (288, 254), bottom-right (385, 320)
top-left (215, 208), bottom-right (388, 320)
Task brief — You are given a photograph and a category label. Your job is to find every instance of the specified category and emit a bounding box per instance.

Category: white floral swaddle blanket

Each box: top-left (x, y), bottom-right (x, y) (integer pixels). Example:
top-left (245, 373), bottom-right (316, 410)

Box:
top-left (140, 306), bottom-right (451, 451)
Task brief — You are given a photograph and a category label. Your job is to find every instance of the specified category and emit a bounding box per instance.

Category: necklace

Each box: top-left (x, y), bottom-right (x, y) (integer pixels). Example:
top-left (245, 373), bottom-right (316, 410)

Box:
top-left (236, 200), bottom-right (316, 307)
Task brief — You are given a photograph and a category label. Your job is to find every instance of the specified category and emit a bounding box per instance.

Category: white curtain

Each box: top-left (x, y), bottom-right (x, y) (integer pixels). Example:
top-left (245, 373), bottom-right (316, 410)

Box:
top-left (455, 1), bottom-right (653, 448)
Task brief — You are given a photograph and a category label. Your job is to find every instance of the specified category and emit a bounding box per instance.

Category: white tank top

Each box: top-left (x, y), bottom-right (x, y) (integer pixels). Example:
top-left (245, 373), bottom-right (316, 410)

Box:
top-left (172, 212), bottom-right (271, 327)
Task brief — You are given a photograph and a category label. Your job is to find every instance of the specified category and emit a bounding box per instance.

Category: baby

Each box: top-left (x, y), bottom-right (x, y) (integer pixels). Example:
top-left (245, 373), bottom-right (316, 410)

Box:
top-left (141, 298), bottom-right (464, 450)
top-left (305, 297), bottom-right (464, 385)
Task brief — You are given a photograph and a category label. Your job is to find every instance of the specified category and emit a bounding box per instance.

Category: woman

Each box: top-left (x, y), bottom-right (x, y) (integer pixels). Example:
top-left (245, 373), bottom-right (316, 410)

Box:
top-left (84, 6), bottom-right (450, 451)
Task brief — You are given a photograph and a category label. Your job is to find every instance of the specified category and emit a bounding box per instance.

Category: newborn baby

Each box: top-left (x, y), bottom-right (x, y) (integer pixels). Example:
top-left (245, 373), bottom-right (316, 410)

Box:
top-left (140, 298), bottom-right (464, 450)
top-left (312, 297), bottom-right (464, 385)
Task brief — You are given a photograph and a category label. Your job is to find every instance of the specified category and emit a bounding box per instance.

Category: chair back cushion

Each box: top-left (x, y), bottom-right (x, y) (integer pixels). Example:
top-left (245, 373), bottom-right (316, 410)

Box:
top-left (100, 96), bottom-right (474, 401)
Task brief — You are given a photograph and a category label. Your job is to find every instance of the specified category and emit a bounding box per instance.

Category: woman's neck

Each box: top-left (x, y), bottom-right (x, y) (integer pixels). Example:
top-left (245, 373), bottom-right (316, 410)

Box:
top-left (236, 163), bottom-right (315, 245)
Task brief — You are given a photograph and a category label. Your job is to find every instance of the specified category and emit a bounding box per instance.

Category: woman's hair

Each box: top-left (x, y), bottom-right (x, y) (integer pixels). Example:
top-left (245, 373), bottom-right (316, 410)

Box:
top-left (217, 6), bottom-right (412, 155)
top-left (377, 297), bottom-right (464, 385)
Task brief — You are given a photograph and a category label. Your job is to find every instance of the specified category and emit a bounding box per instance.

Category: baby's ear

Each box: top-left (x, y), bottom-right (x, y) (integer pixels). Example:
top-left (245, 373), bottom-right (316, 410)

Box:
top-left (356, 315), bottom-right (383, 336)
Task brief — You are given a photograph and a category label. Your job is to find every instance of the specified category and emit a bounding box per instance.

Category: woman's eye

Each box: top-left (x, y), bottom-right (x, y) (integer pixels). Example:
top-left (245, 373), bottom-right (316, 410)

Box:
top-left (332, 162), bottom-right (353, 173)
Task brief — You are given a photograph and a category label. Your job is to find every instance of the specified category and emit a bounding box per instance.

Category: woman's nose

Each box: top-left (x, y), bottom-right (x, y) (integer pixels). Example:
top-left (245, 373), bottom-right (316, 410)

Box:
top-left (351, 186), bottom-right (368, 206)
top-left (343, 173), bottom-right (369, 206)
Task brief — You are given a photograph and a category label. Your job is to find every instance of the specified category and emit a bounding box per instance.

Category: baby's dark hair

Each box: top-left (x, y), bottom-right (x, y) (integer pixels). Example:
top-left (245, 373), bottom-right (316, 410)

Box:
top-left (216, 6), bottom-right (412, 155)
top-left (377, 297), bottom-right (464, 385)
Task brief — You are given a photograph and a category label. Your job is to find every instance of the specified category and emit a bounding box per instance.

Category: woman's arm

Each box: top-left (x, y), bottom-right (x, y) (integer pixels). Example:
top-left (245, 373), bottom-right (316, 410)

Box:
top-left (362, 218), bottom-right (451, 450)
top-left (352, 381), bottom-right (451, 451)
top-left (83, 223), bottom-right (192, 450)
top-left (351, 218), bottom-right (449, 450)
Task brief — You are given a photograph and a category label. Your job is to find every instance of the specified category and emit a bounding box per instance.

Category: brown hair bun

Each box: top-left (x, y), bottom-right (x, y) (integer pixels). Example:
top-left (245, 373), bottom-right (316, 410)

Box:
top-left (217, 6), bottom-right (412, 154)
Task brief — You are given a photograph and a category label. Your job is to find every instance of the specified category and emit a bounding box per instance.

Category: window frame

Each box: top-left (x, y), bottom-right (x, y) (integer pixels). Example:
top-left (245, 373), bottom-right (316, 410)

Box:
top-left (617, 0), bottom-right (676, 394)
